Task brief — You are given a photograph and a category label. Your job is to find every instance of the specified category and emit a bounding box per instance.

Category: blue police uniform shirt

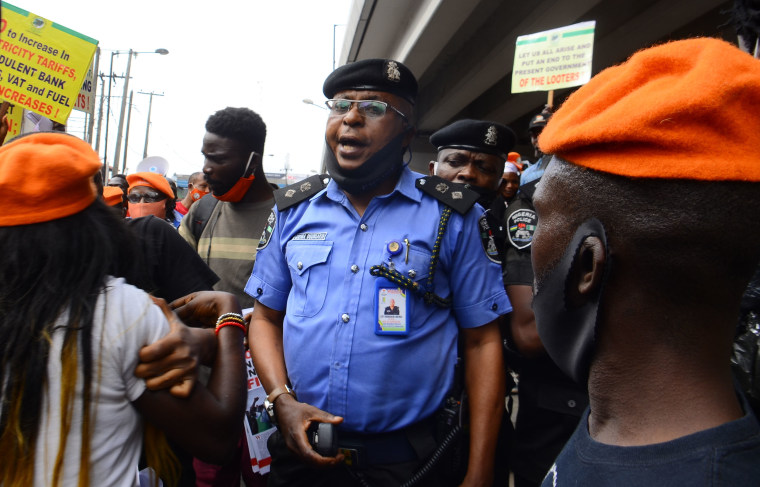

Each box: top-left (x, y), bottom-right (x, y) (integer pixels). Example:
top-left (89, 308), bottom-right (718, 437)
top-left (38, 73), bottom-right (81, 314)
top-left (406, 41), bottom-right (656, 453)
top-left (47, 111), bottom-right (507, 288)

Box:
top-left (520, 155), bottom-right (547, 186)
top-left (246, 167), bottom-right (511, 433)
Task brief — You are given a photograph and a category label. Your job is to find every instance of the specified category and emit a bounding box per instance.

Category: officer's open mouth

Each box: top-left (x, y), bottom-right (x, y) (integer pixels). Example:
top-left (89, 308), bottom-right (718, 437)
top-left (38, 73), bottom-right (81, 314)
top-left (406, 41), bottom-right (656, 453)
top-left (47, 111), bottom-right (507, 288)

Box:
top-left (338, 136), bottom-right (366, 149)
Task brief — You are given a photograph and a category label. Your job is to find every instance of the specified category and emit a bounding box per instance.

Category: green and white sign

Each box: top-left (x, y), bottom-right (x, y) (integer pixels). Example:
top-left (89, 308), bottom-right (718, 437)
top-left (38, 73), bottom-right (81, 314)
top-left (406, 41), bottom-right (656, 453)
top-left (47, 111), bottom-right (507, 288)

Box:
top-left (511, 21), bottom-right (595, 93)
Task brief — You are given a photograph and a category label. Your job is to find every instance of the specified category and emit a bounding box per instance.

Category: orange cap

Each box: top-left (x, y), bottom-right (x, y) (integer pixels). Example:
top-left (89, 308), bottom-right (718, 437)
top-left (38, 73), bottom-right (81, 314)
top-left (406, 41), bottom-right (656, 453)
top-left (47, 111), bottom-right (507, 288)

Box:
top-left (126, 172), bottom-right (174, 199)
top-left (102, 186), bottom-right (124, 206)
top-left (0, 132), bottom-right (101, 226)
top-left (539, 38), bottom-right (760, 181)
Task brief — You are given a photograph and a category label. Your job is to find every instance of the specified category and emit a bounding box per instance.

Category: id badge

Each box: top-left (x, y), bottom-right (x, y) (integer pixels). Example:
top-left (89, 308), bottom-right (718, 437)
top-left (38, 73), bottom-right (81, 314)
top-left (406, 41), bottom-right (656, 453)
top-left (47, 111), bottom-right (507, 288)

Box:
top-left (374, 277), bottom-right (409, 336)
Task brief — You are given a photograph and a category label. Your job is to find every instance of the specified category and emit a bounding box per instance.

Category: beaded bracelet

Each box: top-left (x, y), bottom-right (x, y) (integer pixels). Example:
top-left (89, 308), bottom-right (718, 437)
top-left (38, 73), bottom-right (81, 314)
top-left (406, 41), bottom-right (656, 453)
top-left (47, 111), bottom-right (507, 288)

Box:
top-left (215, 320), bottom-right (246, 336)
top-left (216, 312), bottom-right (245, 327)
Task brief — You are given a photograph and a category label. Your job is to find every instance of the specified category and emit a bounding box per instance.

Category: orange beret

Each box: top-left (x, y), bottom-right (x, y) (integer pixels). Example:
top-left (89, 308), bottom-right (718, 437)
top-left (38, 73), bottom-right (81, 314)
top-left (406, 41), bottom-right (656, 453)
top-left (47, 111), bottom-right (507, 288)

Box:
top-left (539, 38), bottom-right (760, 181)
top-left (127, 172), bottom-right (174, 199)
top-left (0, 132), bottom-right (101, 226)
top-left (102, 186), bottom-right (125, 206)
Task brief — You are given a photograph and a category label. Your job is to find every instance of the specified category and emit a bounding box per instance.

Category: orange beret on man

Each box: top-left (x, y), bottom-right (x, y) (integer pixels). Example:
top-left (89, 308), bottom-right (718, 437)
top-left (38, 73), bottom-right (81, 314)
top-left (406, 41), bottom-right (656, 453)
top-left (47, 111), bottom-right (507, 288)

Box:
top-left (539, 37), bottom-right (760, 182)
top-left (0, 132), bottom-right (101, 226)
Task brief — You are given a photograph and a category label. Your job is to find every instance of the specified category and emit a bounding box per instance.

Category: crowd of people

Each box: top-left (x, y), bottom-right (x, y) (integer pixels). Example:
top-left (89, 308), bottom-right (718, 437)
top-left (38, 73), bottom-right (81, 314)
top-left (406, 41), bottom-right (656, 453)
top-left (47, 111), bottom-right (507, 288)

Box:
top-left (1, 36), bottom-right (759, 487)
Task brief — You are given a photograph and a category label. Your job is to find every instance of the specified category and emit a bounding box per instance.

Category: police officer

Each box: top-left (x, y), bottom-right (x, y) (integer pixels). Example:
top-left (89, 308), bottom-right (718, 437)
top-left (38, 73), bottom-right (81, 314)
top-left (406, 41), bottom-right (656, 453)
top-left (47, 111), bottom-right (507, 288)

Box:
top-left (247, 59), bottom-right (511, 487)
top-left (519, 107), bottom-right (552, 191)
top-left (428, 119), bottom-right (516, 265)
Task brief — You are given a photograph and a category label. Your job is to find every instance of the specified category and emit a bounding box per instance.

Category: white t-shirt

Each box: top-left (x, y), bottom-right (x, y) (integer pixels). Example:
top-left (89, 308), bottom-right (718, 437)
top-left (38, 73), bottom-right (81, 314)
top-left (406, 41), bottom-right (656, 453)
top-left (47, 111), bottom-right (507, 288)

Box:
top-left (33, 277), bottom-right (169, 487)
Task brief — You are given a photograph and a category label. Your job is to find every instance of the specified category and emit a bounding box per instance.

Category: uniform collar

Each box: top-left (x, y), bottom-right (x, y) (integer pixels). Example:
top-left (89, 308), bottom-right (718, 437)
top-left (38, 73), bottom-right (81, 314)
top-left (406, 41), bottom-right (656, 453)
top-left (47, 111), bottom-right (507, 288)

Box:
top-left (322, 166), bottom-right (422, 205)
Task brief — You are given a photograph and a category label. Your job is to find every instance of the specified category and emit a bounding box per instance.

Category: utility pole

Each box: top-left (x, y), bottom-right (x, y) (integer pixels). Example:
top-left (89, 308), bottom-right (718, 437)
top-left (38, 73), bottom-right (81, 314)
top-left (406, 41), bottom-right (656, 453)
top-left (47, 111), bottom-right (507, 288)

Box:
top-left (121, 90), bottom-right (134, 174)
top-left (138, 91), bottom-right (164, 159)
top-left (113, 50), bottom-right (133, 177)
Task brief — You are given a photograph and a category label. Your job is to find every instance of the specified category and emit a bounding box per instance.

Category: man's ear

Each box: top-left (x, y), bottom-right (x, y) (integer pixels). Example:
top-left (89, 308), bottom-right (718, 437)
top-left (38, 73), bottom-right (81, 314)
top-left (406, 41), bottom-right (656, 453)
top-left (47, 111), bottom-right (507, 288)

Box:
top-left (428, 160), bottom-right (436, 176)
top-left (566, 236), bottom-right (607, 308)
top-left (245, 152), bottom-right (262, 177)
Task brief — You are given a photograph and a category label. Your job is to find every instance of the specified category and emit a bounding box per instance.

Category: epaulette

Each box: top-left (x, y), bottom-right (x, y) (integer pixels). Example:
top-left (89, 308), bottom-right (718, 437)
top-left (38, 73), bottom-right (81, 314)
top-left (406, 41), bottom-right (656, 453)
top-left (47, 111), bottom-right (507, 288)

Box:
top-left (415, 176), bottom-right (480, 214)
top-left (273, 174), bottom-right (330, 211)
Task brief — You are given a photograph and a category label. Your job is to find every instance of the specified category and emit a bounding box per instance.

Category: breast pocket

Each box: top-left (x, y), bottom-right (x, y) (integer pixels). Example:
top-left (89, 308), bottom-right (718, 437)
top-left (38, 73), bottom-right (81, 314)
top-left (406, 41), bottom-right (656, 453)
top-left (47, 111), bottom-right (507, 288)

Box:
top-left (286, 241), bottom-right (333, 317)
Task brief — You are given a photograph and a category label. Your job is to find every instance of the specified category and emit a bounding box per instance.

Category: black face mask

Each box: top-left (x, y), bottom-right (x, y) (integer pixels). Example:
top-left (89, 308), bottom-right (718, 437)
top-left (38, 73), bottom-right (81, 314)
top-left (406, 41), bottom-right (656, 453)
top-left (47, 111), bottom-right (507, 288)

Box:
top-left (532, 218), bottom-right (611, 385)
top-left (466, 184), bottom-right (498, 210)
top-left (325, 130), bottom-right (409, 195)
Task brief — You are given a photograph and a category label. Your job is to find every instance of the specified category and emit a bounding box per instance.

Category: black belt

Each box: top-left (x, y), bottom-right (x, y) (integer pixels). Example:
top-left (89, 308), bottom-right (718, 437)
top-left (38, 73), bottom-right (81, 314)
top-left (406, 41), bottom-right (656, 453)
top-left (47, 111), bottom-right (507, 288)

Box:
top-left (338, 417), bottom-right (437, 468)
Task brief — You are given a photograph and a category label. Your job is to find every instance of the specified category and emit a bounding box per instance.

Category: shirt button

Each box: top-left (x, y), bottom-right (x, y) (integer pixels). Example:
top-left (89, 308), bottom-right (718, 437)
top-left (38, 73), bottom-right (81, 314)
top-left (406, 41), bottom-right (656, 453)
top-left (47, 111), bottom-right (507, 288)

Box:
top-left (341, 313), bottom-right (350, 323)
top-left (491, 303), bottom-right (498, 311)
top-left (256, 288), bottom-right (263, 295)
top-left (360, 223), bottom-right (368, 232)
top-left (567, 400), bottom-right (577, 408)
top-left (408, 269), bottom-right (417, 278)
top-left (351, 265), bottom-right (359, 273)
top-left (297, 262), bottom-right (303, 270)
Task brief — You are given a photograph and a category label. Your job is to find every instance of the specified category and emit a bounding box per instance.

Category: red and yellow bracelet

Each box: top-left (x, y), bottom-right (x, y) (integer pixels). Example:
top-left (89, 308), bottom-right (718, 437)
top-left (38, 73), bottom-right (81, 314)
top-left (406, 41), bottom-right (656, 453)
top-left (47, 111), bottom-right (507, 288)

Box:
top-left (215, 312), bottom-right (246, 335)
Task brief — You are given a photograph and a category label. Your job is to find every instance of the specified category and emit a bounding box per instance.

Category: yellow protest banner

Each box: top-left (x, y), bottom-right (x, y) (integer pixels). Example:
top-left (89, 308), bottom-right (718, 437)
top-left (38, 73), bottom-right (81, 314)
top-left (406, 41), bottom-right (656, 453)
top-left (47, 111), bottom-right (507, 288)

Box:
top-left (0, 2), bottom-right (98, 124)
top-left (511, 21), bottom-right (595, 94)
top-left (0, 102), bottom-right (22, 143)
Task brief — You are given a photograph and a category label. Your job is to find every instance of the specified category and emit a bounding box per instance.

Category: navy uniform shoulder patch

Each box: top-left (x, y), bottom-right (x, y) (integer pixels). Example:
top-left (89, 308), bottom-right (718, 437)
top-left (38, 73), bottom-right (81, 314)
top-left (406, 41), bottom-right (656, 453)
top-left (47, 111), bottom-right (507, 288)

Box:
top-left (507, 207), bottom-right (537, 250)
top-left (257, 210), bottom-right (276, 251)
top-left (478, 214), bottom-right (501, 263)
top-left (416, 176), bottom-right (479, 214)
top-left (273, 174), bottom-right (330, 212)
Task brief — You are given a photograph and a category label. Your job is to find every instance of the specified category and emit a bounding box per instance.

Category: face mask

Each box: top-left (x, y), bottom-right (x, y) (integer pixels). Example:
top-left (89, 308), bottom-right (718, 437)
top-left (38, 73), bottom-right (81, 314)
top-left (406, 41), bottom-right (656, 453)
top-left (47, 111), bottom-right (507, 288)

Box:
top-left (129, 200), bottom-right (167, 219)
top-left (467, 184), bottom-right (498, 210)
top-left (532, 218), bottom-right (610, 385)
top-left (325, 130), bottom-right (409, 195)
top-left (189, 187), bottom-right (208, 202)
top-left (214, 152), bottom-right (257, 203)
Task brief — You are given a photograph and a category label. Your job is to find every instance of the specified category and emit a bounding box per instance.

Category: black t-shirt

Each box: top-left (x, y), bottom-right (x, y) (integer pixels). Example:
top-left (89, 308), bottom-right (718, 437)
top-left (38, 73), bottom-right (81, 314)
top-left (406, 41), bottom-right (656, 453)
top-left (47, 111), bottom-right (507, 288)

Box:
top-left (127, 216), bottom-right (219, 302)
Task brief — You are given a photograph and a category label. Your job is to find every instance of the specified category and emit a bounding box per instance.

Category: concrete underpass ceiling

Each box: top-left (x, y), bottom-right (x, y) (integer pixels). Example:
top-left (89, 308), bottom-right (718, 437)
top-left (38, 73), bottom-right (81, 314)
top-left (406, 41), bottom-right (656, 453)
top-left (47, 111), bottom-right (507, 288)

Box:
top-left (339, 0), bottom-right (736, 172)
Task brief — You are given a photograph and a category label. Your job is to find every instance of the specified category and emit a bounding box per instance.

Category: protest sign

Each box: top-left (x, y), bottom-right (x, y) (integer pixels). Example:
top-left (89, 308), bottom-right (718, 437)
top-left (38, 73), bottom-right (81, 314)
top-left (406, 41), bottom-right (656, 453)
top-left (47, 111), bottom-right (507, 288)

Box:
top-left (0, 2), bottom-right (98, 124)
top-left (511, 21), bottom-right (595, 94)
top-left (74, 60), bottom-right (96, 114)
top-left (0, 102), bottom-right (22, 142)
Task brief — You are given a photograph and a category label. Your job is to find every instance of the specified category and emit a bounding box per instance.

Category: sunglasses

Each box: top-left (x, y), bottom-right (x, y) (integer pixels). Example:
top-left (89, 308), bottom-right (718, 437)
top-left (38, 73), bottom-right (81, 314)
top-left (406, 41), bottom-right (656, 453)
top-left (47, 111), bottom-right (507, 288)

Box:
top-left (127, 190), bottom-right (166, 204)
top-left (325, 99), bottom-right (408, 122)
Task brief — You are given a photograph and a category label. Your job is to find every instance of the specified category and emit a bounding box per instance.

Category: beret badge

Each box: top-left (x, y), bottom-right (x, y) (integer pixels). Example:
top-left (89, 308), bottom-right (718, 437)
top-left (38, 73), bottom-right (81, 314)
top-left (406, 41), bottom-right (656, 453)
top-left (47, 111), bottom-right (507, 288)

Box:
top-left (485, 126), bottom-right (498, 146)
top-left (385, 61), bottom-right (401, 83)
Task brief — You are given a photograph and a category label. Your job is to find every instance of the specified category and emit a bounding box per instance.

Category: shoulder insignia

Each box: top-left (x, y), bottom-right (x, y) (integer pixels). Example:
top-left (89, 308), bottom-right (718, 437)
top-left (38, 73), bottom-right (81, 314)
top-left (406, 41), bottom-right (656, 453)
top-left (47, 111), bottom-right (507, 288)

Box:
top-left (415, 176), bottom-right (479, 214)
top-left (257, 209), bottom-right (276, 250)
top-left (478, 214), bottom-right (501, 263)
top-left (507, 205), bottom-right (537, 250)
top-left (273, 174), bottom-right (330, 211)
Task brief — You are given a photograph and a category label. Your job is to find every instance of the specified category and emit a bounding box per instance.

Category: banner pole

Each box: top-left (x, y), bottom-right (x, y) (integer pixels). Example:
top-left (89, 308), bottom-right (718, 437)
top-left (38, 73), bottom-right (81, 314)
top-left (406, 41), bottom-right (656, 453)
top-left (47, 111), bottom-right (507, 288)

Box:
top-left (547, 90), bottom-right (554, 109)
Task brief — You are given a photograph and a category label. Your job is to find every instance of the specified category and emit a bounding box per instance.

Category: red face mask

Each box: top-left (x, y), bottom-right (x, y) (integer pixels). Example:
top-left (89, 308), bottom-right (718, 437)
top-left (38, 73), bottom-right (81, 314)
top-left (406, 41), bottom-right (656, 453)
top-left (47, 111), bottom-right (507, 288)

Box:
top-left (189, 187), bottom-right (208, 201)
top-left (214, 151), bottom-right (257, 203)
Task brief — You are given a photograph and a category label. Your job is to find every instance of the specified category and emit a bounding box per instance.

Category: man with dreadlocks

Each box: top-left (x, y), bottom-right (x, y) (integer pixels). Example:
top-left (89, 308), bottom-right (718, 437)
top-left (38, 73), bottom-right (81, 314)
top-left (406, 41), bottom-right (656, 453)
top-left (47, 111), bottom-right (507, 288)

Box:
top-left (0, 132), bottom-right (247, 486)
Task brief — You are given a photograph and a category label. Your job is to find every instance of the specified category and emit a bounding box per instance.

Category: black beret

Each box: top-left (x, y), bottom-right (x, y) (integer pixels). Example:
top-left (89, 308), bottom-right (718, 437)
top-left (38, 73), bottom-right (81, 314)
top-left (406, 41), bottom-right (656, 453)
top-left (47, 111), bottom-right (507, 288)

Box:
top-left (323, 59), bottom-right (418, 105)
top-left (430, 119), bottom-right (516, 159)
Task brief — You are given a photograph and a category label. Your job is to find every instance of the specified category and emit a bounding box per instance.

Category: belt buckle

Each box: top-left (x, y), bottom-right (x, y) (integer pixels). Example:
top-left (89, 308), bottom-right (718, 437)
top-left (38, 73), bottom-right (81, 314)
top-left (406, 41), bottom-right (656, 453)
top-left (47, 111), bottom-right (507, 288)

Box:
top-left (338, 446), bottom-right (366, 468)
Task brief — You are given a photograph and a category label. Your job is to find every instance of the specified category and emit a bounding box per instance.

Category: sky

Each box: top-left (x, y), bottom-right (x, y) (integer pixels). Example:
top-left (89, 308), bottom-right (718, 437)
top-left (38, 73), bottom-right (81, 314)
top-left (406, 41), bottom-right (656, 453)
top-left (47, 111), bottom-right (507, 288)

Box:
top-left (10, 0), bottom-right (353, 178)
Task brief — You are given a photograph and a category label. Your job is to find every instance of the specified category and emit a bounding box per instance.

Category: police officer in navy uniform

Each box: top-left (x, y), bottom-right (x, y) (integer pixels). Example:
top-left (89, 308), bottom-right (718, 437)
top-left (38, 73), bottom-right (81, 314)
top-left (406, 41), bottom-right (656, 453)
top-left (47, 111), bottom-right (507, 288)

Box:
top-left (247, 59), bottom-right (511, 487)
top-left (428, 119), bottom-right (516, 266)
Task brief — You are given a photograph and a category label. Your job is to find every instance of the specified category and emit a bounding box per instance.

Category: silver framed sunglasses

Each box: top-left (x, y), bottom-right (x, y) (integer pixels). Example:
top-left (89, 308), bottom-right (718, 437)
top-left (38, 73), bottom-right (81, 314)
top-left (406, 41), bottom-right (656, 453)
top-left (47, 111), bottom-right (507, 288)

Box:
top-left (325, 99), bottom-right (408, 122)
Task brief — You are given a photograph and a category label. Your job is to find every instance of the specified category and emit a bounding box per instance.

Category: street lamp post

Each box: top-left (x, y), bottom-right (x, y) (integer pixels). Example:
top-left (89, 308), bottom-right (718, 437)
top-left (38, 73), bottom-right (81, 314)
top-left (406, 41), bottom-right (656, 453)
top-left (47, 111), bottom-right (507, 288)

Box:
top-left (105, 48), bottom-right (168, 178)
top-left (302, 98), bottom-right (328, 110)
top-left (139, 91), bottom-right (164, 159)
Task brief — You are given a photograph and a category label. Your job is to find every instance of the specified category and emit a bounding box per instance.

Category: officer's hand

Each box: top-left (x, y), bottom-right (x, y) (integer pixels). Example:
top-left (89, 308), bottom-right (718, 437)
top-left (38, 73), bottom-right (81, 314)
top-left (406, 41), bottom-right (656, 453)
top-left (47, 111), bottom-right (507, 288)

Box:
top-left (274, 394), bottom-right (345, 467)
top-left (135, 298), bottom-right (214, 397)
top-left (170, 291), bottom-right (242, 329)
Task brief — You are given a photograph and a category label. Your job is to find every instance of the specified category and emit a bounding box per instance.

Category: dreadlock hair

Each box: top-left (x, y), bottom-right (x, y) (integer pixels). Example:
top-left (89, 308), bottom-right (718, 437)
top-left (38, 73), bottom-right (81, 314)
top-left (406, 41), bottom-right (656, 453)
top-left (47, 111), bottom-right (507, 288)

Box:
top-left (0, 199), bottom-right (146, 486)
